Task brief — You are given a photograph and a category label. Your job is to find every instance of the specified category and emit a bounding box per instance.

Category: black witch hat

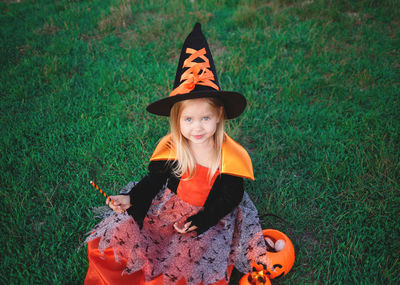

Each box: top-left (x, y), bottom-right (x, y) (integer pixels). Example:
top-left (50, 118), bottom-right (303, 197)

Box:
top-left (146, 23), bottom-right (246, 119)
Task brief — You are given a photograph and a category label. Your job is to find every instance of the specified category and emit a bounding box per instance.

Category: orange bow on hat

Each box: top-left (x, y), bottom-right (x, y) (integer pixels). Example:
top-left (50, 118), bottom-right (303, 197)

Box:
top-left (169, 48), bottom-right (219, 97)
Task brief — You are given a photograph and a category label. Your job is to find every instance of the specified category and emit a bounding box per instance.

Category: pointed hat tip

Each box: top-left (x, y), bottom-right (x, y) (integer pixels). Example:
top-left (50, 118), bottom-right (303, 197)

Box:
top-left (193, 22), bottom-right (202, 31)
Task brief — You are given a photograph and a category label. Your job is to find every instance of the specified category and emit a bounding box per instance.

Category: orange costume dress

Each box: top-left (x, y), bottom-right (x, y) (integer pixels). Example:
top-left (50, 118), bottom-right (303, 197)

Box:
top-left (84, 134), bottom-right (270, 284)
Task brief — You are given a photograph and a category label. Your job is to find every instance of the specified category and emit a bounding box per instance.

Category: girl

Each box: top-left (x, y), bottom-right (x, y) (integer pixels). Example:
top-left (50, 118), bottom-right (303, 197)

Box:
top-left (84, 23), bottom-right (270, 285)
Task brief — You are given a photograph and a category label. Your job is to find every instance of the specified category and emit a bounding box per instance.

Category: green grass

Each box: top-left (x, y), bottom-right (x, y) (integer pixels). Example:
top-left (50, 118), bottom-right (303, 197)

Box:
top-left (1, 0), bottom-right (399, 284)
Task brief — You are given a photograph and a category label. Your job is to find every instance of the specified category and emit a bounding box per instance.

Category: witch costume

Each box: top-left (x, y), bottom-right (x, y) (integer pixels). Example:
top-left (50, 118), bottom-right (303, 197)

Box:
top-left (84, 23), bottom-right (271, 285)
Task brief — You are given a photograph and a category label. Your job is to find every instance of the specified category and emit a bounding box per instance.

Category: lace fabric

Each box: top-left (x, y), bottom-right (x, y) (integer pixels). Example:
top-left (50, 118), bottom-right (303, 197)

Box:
top-left (85, 188), bottom-right (271, 285)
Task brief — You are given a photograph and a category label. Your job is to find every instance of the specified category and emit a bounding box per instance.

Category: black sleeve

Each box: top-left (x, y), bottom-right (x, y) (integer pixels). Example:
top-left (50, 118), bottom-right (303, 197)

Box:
top-left (186, 174), bottom-right (244, 235)
top-left (125, 160), bottom-right (170, 228)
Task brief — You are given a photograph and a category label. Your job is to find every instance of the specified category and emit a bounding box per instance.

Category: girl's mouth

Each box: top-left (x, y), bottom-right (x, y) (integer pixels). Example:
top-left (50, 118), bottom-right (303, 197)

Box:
top-left (193, 135), bottom-right (204, 140)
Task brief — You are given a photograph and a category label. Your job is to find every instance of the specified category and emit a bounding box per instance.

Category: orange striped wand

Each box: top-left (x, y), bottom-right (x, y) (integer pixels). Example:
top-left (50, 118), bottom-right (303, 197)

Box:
top-left (89, 180), bottom-right (125, 213)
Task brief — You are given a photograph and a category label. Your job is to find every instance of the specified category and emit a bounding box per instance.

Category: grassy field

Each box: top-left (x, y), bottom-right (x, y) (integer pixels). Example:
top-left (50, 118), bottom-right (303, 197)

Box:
top-left (1, 0), bottom-right (399, 284)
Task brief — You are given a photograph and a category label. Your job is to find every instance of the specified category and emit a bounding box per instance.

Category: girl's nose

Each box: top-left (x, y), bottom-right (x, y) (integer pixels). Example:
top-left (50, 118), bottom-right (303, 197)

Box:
top-left (193, 120), bottom-right (203, 130)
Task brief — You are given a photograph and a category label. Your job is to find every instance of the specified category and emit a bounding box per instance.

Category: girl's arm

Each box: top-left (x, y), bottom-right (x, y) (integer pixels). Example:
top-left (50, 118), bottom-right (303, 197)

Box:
top-left (186, 174), bottom-right (244, 235)
top-left (124, 160), bottom-right (170, 228)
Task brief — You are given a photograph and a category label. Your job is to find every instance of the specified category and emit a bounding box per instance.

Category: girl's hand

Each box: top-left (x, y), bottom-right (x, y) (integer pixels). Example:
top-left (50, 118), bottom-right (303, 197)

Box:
top-left (106, 195), bottom-right (131, 214)
top-left (173, 221), bottom-right (198, 234)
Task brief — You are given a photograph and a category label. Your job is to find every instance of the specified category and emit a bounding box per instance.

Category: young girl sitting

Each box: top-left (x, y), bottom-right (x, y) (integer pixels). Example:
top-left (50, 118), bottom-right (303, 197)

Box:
top-left (84, 23), bottom-right (270, 285)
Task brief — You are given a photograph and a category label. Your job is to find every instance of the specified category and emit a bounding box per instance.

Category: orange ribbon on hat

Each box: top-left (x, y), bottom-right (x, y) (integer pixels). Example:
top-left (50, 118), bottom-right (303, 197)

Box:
top-left (169, 48), bottom-right (219, 97)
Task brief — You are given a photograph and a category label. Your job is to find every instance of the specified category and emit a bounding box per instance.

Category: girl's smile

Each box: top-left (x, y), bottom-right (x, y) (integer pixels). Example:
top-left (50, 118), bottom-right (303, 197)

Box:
top-left (193, 134), bottom-right (204, 140)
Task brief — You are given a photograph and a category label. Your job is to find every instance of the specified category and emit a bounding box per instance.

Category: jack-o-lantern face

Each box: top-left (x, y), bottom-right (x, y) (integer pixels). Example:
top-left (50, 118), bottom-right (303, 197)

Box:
top-left (252, 229), bottom-right (295, 279)
top-left (239, 271), bottom-right (272, 285)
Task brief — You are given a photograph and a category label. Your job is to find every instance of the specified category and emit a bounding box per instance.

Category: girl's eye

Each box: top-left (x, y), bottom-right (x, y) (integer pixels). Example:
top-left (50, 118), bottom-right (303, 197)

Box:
top-left (185, 117), bottom-right (192, 122)
top-left (203, 116), bottom-right (210, 121)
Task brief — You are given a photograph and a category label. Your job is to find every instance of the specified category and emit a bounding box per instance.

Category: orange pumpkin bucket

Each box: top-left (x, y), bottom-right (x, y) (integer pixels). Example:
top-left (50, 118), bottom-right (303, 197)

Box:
top-left (252, 229), bottom-right (295, 279)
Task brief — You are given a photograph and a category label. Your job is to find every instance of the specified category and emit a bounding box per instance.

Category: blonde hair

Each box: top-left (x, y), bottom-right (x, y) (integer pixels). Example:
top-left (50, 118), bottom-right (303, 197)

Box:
top-left (169, 97), bottom-right (226, 180)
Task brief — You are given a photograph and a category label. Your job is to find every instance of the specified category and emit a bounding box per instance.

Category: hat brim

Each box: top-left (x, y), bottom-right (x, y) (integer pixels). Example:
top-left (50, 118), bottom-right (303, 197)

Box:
top-left (146, 91), bottom-right (246, 119)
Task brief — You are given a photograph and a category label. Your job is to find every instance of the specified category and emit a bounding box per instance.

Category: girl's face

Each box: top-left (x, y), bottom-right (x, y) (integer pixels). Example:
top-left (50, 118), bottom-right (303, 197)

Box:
top-left (179, 98), bottom-right (222, 147)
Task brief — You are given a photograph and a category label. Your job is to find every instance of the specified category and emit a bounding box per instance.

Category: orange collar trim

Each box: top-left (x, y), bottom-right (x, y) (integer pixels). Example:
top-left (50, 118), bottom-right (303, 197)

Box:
top-left (150, 133), bottom-right (254, 180)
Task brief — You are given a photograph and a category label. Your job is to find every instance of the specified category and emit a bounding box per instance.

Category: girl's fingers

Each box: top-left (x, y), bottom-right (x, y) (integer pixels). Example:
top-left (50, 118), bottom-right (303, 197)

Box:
top-left (109, 204), bottom-right (122, 213)
top-left (106, 197), bottom-right (117, 210)
top-left (186, 225), bottom-right (198, 232)
top-left (105, 195), bottom-right (129, 214)
top-left (173, 221), bottom-right (197, 233)
top-left (173, 222), bottom-right (185, 233)
top-left (173, 222), bottom-right (180, 232)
